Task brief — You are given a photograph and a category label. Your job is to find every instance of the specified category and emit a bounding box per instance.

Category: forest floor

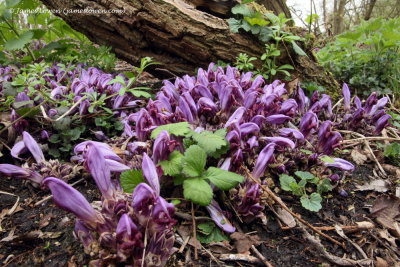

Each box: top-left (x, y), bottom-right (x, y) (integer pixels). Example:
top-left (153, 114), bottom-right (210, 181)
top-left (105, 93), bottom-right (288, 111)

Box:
top-left (1, 162), bottom-right (399, 266)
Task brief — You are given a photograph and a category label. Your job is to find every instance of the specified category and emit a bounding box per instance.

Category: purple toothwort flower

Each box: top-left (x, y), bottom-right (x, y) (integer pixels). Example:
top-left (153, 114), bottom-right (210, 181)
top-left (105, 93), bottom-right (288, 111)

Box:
top-left (265, 114), bottom-right (291, 124)
top-left (374, 114), bottom-right (391, 134)
top-left (324, 158), bottom-right (354, 171)
top-left (252, 143), bottom-right (276, 179)
top-left (206, 200), bottom-right (236, 233)
top-left (10, 131), bottom-right (45, 163)
top-left (278, 128), bottom-right (304, 141)
top-left (236, 182), bottom-right (263, 218)
top-left (299, 111), bottom-right (319, 139)
top-left (342, 83), bottom-right (351, 110)
top-left (0, 164), bottom-right (43, 184)
top-left (141, 153), bottom-right (160, 196)
top-left (261, 136), bottom-right (295, 149)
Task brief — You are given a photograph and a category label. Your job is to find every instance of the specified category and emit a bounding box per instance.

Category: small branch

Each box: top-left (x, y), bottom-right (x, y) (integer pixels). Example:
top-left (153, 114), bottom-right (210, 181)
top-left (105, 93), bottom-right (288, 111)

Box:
top-left (191, 202), bottom-right (198, 260)
top-left (219, 254), bottom-right (263, 265)
top-left (55, 96), bottom-right (87, 122)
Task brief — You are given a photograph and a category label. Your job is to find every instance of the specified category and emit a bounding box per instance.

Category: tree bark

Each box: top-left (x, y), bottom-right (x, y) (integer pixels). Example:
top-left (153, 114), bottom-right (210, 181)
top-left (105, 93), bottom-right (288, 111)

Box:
top-left (333, 0), bottom-right (347, 35)
top-left (40, 0), bottom-right (339, 92)
top-left (364, 0), bottom-right (377, 20)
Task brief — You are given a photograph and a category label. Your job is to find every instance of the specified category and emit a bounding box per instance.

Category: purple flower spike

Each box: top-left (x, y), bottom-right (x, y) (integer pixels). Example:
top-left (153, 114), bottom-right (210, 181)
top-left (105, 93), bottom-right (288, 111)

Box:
top-left (237, 183), bottom-right (263, 217)
top-left (353, 96), bottom-right (362, 109)
top-left (278, 128), bottom-right (304, 141)
top-left (142, 153), bottom-right (160, 196)
top-left (374, 114), bottom-right (391, 134)
top-left (295, 86), bottom-right (307, 112)
top-left (116, 214), bottom-right (143, 261)
top-left (197, 97), bottom-right (217, 115)
top-left (10, 140), bottom-right (27, 159)
top-left (74, 220), bottom-right (95, 254)
top-left (239, 122), bottom-right (260, 135)
top-left (265, 114), bottom-right (291, 124)
top-left (342, 83), bottom-right (351, 110)
top-left (43, 177), bottom-right (100, 225)
top-left (22, 131), bottom-right (45, 163)
top-left (225, 107), bottom-right (246, 128)
top-left (152, 130), bottom-right (171, 164)
top-left (247, 136), bottom-right (259, 149)
top-left (299, 112), bottom-right (319, 138)
top-left (261, 136), bottom-right (295, 149)
top-left (0, 164), bottom-right (43, 184)
top-left (368, 97), bottom-right (388, 116)
top-left (86, 145), bottom-right (114, 199)
top-left (364, 92), bottom-right (377, 113)
top-left (252, 143), bottom-right (276, 179)
top-left (324, 158), bottom-right (354, 171)
top-left (279, 99), bottom-right (298, 116)
top-left (206, 200), bottom-right (236, 233)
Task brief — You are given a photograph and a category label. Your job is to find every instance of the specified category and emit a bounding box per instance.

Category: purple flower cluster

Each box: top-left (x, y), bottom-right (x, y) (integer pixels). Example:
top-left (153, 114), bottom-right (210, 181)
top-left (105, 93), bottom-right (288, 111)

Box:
top-left (44, 144), bottom-right (175, 266)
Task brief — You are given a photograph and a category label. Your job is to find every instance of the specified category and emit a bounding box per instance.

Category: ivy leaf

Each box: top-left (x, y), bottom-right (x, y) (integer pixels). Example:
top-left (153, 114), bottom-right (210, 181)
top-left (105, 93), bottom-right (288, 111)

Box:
top-left (120, 170), bottom-right (145, 193)
top-left (227, 18), bottom-right (242, 33)
top-left (182, 145), bottom-right (206, 177)
top-left (300, 193), bottom-right (322, 212)
top-left (204, 167), bottom-right (244, 190)
top-left (158, 150), bottom-right (184, 176)
top-left (5, 31), bottom-right (34, 51)
top-left (295, 171), bottom-right (315, 180)
top-left (151, 122), bottom-right (191, 139)
top-left (191, 130), bottom-right (228, 154)
top-left (183, 178), bottom-right (213, 206)
top-left (279, 174), bottom-right (296, 191)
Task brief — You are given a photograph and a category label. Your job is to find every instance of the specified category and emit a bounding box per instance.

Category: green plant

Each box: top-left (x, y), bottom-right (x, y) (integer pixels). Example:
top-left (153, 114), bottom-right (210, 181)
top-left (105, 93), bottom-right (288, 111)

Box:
top-left (300, 80), bottom-right (326, 96)
top-left (279, 171), bottom-right (332, 212)
top-left (383, 143), bottom-right (400, 166)
top-left (228, 2), bottom-right (305, 81)
top-left (317, 17), bottom-right (400, 97)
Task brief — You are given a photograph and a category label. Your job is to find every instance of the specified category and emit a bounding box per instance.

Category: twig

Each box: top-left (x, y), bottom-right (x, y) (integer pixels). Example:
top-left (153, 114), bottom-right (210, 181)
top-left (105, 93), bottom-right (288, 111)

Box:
top-left (219, 254), bottom-right (263, 265)
top-left (200, 244), bottom-right (224, 267)
top-left (341, 136), bottom-right (400, 143)
top-left (55, 96), bottom-right (87, 122)
top-left (251, 245), bottom-right (274, 267)
top-left (243, 168), bottom-right (345, 248)
top-left (191, 202), bottom-right (198, 260)
top-left (174, 211), bottom-right (212, 222)
top-left (332, 98), bottom-right (343, 111)
top-left (334, 225), bottom-right (368, 259)
top-left (300, 225), bottom-right (373, 266)
top-left (281, 221), bottom-right (374, 232)
top-left (178, 236), bottom-right (190, 253)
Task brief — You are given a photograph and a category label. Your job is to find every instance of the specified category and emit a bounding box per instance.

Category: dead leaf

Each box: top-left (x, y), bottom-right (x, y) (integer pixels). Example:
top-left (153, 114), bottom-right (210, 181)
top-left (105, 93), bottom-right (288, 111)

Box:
top-left (382, 164), bottom-right (400, 177)
top-left (0, 228), bottom-right (16, 242)
top-left (377, 229), bottom-right (397, 247)
top-left (208, 241), bottom-right (233, 254)
top-left (275, 207), bottom-right (296, 228)
top-left (39, 213), bottom-right (53, 229)
top-left (355, 179), bottom-right (390, 192)
top-left (230, 232), bottom-right (261, 254)
top-left (375, 257), bottom-right (389, 267)
top-left (370, 195), bottom-right (400, 236)
top-left (351, 149), bottom-right (368, 165)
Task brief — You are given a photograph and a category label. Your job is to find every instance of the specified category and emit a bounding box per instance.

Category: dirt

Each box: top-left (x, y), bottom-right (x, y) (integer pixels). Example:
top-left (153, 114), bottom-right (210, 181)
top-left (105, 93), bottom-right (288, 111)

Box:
top-left (0, 164), bottom-right (398, 266)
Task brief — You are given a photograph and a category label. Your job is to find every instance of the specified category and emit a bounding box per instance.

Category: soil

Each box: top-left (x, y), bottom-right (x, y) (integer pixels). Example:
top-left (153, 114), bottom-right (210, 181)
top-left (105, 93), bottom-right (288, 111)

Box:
top-left (1, 163), bottom-right (397, 267)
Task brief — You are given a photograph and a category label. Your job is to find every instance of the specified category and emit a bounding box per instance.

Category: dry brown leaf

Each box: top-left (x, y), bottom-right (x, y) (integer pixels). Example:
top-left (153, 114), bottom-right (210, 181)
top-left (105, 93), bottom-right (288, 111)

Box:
top-left (355, 179), bottom-right (390, 192)
top-left (230, 232), bottom-right (261, 254)
top-left (275, 206), bottom-right (296, 228)
top-left (370, 195), bottom-right (400, 236)
top-left (375, 257), bottom-right (389, 267)
top-left (39, 213), bottom-right (53, 229)
top-left (351, 148), bottom-right (368, 165)
top-left (382, 164), bottom-right (400, 177)
top-left (377, 229), bottom-right (397, 247)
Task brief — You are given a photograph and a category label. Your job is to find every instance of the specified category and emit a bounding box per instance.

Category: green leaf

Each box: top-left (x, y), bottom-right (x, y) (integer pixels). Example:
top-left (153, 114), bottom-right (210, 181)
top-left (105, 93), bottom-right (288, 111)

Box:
top-left (183, 178), bottom-right (213, 206)
top-left (182, 145), bottom-right (206, 177)
top-left (300, 193), bottom-right (322, 212)
top-left (6, 0), bottom-right (21, 8)
top-left (151, 122), bottom-right (191, 139)
top-left (279, 174), bottom-right (296, 191)
top-left (191, 130), bottom-right (228, 154)
top-left (244, 16), bottom-right (268, 26)
top-left (317, 178), bottom-right (332, 194)
top-left (295, 171), bottom-right (315, 180)
top-left (231, 4), bottom-right (253, 17)
top-left (319, 155), bottom-right (335, 163)
top-left (204, 167), bottom-right (244, 190)
top-left (31, 29), bottom-right (46, 39)
top-left (300, 149), bottom-right (313, 155)
top-left (197, 222), bottom-right (229, 244)
top-left (158, 150), bottom-right (184, 176)
top-left (120, 170), bottom-right (145, 193)
top-left (227, 18), bottom-right (242, 33)
top-left (5, 31), bottom-right (33, 51)
top-left (291, 41), bottom-right (307, 56)
top-left (15, 106), bottom-right (39, 118)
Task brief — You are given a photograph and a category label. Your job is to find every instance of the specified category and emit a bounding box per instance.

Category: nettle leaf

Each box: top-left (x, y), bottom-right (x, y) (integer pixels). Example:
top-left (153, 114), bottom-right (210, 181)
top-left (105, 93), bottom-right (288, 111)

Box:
top-left (295, 171), bottom-right (315, 180)
top-left (5, 31), bottom-right (34, 51)
top-left (204, 167), bottom-right (244, 190)
top-left (197, 222), bottom-right (229, 244)
top-left (191, 130), bottom-right (228, 154)
top-left (317, 178), bottom-right (332, 194)
top-left (151, 122), bottom-right (191, 139)
top-left (120, 170), bottom-right (145, 193)
top-left (279, 174), bottom-right (296, 191)
top-left (182, 145), bottom-right (206, 177)
top-left (183, 178), bottom-right (212, 206)
top-left (158, 150), bottom-right (184, 176)
top-left (300, 193), bottom-right (322, 212)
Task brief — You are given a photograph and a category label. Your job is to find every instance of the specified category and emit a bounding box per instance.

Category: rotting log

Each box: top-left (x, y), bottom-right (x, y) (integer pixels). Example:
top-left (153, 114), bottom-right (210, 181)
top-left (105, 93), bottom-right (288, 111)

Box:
top-left (40, 0), bottom-right (339, 92)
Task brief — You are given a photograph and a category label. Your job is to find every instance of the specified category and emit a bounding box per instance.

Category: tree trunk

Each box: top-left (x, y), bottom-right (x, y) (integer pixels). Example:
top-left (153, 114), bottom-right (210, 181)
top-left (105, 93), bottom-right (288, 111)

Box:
top-left (364, 0), bottom-right (377, 20)
top-left (333, 0), bottom-right (347, 35)
top-left (40, 0), bottom-right (339, 93)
